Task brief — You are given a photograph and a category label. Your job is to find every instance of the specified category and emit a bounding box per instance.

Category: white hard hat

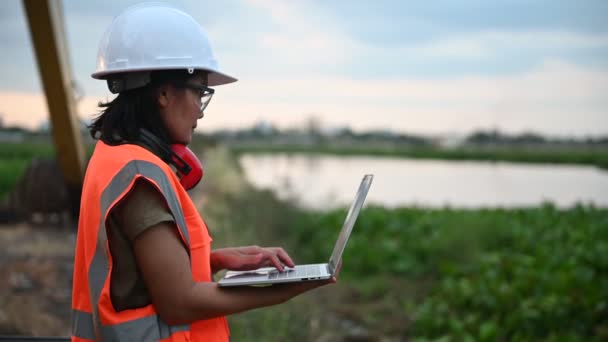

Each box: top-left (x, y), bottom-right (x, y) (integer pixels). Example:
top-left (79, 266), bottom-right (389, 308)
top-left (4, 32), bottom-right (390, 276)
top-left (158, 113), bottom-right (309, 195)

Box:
top-left (92, 2), bottom-right (237, 91)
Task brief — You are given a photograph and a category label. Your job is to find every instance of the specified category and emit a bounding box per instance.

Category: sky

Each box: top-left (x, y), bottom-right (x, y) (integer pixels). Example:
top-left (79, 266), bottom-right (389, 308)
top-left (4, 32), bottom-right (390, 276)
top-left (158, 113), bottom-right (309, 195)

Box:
top-left (0, 0), bottom-right (607, 137)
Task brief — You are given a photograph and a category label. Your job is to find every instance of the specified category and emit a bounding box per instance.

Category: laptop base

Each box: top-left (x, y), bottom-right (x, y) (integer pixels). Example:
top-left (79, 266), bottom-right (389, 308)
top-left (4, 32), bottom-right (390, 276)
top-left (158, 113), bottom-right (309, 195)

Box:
top-left (218, 263), bottom-right (331, 287)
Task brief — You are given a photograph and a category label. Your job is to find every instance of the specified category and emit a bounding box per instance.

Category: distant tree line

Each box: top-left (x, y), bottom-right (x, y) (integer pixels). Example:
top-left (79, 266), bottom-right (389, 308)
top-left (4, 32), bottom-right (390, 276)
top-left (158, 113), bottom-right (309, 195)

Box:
top-left (465, 130), bottom-right (608, 146)
top-left (206, 124), bottom-right (608, 148)
top-left (2, 124), bottom-right (607, 147)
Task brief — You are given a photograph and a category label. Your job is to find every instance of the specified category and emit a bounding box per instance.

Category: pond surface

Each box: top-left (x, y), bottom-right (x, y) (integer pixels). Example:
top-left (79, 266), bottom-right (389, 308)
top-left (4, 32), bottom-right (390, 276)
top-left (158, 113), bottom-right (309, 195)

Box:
top-left (239, 154), bottom-right (608, 209)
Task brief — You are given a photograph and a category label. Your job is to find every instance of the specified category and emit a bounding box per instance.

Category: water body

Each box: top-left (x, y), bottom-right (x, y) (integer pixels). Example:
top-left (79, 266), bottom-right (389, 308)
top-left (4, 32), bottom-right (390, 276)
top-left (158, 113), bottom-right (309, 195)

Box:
top-left (239, 153), bottom-right (608, 209)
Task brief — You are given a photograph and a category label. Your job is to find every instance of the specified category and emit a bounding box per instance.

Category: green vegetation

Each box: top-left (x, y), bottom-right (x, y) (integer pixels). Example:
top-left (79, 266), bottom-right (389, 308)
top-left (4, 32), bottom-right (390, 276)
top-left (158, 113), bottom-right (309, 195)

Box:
top-left (0, 140), bottom-right (100, 198)
top-left (0, 135), bottom-right (201, 198)
top-left (229, 143), bottom-right (608, 170)
top-left (200, 148), bottom-right (608, 340)
top-left (1, 141), bottom-right (606, 339)
top-left (290, 204), bottom-right (608, 340)
top-left (0, 142), bottom-right (55, 197)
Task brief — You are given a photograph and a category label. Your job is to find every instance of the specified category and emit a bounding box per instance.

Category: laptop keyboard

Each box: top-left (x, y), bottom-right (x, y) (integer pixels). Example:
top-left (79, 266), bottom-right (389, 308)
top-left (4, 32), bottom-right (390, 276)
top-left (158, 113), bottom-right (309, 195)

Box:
top-left (268, 265), bottom-right (323, 280)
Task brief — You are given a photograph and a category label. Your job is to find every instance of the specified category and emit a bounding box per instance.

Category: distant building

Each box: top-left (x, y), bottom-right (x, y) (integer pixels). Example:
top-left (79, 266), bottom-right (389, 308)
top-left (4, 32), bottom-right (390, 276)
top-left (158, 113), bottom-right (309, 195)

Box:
top-left (39, 120), bottom-right (51, 132)
top-left (252, 120), bottom-right (276, 136)
top-left (436, 133), bottom-right (466, 149)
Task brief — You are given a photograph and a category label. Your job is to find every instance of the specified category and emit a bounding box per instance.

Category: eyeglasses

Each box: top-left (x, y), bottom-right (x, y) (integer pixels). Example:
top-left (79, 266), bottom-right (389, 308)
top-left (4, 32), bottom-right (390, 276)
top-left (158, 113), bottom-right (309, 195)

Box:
top-left (180, 83), bottom-right (215, 113)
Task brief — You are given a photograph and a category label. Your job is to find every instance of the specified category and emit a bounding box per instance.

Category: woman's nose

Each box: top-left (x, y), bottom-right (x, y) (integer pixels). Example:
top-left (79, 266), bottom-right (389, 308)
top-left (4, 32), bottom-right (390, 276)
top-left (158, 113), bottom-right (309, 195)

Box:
top-left (198, 111), bottom-right (205, 119)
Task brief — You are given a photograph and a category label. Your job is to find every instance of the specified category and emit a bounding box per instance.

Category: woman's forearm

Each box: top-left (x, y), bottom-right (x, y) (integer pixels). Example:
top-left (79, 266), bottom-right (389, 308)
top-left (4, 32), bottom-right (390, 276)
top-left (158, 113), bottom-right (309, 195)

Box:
top-left (171, 282), bottom-right (291, 324)
top-left (170, 278), bottom-right (329, 325)
top-left (134, 222), bottom-right (329, 325)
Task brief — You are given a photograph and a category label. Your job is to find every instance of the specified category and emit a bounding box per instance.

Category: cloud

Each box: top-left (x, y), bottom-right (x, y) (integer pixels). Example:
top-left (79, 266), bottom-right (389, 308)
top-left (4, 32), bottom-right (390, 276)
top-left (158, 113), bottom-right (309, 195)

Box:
top-left (236, 0), bottom-right (361, 68)
top-left (204, 59), bottom-right (608, 136)
top-left (0, 92), bottom-right (105, 129)
top-left (1, 58), bottom-right (606, 136)
top-left (213, 59), bottom-right (608, 103)
top-left (1, 1), bottom-right (606, 138)
top-left (402, 30), bottom-right (608, 59)
top-left (215, 9), bottom-right (608, 82)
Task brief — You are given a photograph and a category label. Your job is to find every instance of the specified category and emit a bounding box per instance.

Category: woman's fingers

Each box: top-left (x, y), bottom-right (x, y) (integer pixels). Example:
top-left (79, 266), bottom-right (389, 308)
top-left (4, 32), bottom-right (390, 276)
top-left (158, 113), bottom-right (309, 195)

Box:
top-left (231, 246), bottom-right (297, 271)
top-left (264, 251), bottom-right (285, 271)
top-left (273, 247), bottom-right (295, 268)
top-left (249, 247), bottom-right (294, 271)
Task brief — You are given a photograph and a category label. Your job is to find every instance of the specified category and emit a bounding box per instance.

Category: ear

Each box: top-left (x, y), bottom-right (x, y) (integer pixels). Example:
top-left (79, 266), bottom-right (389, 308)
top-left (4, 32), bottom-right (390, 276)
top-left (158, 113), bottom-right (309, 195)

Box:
top-left (157, 84), bottom-right (171, 108)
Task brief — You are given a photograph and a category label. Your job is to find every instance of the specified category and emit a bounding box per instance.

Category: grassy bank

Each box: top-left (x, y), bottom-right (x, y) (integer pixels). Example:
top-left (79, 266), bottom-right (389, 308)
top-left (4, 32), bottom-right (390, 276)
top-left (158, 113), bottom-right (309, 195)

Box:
top-left (229, 143), bottom-right (608, 170)
top-left (200, 147), bottom-right (608, 341)
top-left (0, 143), bottom-right (55, 197)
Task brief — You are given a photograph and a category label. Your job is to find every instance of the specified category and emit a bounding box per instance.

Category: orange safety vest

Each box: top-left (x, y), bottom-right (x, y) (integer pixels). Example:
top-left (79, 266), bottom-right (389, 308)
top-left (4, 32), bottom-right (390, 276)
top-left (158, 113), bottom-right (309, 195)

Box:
top-left (71, 141), bottom-right (230, 341)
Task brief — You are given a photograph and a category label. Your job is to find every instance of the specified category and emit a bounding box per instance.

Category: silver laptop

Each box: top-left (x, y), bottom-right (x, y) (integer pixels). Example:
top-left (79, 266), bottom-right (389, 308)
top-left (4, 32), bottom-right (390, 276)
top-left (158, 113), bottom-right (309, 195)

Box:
top-left (218, 174), bottom-right (374, 287)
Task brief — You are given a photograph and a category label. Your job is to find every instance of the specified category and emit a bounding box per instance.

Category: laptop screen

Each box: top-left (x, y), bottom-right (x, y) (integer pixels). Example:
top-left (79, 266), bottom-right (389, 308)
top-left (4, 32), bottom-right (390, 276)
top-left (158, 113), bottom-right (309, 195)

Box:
top-left (328, 174), bottom-right (373, 273)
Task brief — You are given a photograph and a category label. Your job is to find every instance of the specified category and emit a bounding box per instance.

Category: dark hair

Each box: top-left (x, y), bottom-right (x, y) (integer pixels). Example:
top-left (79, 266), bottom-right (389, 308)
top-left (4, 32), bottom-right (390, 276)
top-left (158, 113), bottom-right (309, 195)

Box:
top-left (89, 70), bottom-right (202, 145)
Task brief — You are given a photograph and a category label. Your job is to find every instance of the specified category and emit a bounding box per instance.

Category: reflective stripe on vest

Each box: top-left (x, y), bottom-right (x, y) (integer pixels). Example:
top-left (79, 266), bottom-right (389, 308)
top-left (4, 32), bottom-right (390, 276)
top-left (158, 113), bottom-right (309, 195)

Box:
top-left (72, 309), bottom-right (95, 340)
top-left (72, 309), bottom-right (189, 341)
top-left (73, 160), bottom-right (191, 340)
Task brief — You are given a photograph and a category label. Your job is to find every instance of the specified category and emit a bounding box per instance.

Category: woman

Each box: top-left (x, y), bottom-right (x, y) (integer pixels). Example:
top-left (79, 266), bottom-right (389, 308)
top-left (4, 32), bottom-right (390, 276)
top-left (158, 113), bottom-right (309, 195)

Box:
top-left (71, 4), bottom-right (336, 341)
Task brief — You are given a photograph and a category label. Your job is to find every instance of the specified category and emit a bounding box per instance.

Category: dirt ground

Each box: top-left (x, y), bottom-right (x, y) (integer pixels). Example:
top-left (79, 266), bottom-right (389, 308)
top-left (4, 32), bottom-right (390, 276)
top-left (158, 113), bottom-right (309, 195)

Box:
top-left (0, 222), bottom-right (75, 336)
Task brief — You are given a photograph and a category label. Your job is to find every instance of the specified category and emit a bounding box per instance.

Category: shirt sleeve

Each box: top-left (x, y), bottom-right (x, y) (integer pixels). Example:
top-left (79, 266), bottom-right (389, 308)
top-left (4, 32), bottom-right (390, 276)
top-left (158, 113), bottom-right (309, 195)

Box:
top-left (111, 178), bottom-right (175, 242)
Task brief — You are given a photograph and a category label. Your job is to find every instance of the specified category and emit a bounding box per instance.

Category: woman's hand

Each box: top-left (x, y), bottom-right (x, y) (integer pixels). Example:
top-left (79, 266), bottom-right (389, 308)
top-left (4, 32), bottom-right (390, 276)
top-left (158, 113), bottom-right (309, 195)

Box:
top-left (268, 262), bottom-right (342, 303)
top-left (211, 246), bottom-right (295, 273)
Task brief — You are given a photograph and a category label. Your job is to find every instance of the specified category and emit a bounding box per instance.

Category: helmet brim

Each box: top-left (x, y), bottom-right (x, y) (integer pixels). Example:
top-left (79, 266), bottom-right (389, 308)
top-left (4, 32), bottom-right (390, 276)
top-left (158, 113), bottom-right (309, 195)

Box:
top-left (92, 67), bottom-right (237, 87)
